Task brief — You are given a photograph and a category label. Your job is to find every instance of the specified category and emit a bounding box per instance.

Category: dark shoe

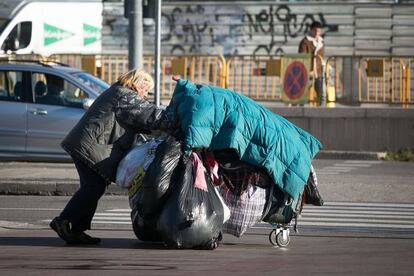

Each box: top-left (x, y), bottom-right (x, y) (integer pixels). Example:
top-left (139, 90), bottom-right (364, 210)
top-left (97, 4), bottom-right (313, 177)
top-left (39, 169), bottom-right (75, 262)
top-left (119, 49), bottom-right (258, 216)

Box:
top-left (68, 232), bottom-right (101, 245)
top-left (50, 217), bottom-right (77, 244)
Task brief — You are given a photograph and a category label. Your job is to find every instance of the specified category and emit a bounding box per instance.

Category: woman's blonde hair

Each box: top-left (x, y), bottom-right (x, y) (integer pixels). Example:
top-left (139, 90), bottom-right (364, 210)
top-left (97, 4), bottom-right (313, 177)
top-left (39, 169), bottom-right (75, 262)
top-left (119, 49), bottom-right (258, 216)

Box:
top-left (118, 69), bottom-right (154, 97)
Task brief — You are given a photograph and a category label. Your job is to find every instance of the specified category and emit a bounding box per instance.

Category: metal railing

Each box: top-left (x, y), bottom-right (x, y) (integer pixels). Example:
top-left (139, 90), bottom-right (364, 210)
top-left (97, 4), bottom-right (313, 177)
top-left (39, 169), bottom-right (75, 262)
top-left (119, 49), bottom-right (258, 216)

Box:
top-left (3, 53), bottom-right (413, 107)
top-left (97, 55), bottom-right (226, 99)
top-left (226, 55), bottom-right (283, 101)
top-left (358, 57), bottom-right (413, 106)
top-left (81, 54), bottom-right (414, 107)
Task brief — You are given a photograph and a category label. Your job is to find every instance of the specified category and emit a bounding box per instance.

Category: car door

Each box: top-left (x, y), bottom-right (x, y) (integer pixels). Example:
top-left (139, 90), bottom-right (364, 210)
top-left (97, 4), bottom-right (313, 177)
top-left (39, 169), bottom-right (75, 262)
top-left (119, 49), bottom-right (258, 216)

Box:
top-left (0, 70), bottom-right (28, 155)
top-left (26, 71), bottom-right (90, 156)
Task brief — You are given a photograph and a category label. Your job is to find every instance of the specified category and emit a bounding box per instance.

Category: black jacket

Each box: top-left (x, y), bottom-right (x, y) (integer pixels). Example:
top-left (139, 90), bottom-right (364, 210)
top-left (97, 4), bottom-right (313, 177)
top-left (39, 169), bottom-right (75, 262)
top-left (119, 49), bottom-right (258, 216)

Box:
top-left (61, 83), bottom-right (166, 183)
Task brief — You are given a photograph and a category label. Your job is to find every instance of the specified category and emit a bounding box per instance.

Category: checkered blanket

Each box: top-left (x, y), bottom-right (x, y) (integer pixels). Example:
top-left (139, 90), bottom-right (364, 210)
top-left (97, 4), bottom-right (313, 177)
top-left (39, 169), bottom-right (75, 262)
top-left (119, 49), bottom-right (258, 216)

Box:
top-left (219, 184), bottom-right (267, 237)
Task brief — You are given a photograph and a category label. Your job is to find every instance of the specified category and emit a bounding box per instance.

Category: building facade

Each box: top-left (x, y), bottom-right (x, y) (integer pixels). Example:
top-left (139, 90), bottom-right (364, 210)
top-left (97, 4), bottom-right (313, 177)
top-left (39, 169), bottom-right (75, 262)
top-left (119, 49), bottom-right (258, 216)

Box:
top-left (102, 0), bottom-right (414, 56)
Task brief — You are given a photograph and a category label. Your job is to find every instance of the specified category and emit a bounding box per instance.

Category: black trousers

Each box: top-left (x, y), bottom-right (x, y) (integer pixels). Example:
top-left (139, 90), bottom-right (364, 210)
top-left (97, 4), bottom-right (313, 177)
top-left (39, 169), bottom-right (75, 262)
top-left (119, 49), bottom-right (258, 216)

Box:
top-left (314, 77), bottom-right (323, 105)
top-left (59, 158), bottom-right (107, 232)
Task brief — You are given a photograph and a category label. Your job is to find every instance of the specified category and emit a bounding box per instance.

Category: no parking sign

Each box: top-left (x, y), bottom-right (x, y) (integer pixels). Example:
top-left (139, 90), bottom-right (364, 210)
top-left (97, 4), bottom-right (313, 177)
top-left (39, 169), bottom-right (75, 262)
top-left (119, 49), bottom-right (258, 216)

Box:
top-left (282, 55), bottom-right (312, 104)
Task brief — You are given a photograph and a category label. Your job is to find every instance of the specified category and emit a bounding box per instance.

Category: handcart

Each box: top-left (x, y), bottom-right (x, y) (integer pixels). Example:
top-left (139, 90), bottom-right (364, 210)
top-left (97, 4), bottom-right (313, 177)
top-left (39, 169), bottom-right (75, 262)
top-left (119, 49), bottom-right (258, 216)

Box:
top-left (262, 185), bottom-right (304, 247)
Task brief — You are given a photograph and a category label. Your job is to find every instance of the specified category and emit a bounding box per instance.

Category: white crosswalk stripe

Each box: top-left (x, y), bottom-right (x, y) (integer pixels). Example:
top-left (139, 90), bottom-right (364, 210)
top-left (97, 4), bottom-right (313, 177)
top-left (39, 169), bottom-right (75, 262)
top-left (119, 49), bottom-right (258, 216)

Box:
top-left (317, 160), bottom-right (382, 175)
top-left (343, 160), bottom-right (383, 164)
top-left (92, 209), bottom-right (131, 225)
top-left (90, 202), bottom-right (414, 232)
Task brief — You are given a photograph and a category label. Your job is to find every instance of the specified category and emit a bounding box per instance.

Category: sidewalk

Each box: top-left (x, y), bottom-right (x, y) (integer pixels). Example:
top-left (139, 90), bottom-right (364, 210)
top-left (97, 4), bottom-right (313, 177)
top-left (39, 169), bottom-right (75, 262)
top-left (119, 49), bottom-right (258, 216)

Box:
top-left (0, 150), bottom-right (385, 196)
top-left (0, 162), bottom-right (125, 196)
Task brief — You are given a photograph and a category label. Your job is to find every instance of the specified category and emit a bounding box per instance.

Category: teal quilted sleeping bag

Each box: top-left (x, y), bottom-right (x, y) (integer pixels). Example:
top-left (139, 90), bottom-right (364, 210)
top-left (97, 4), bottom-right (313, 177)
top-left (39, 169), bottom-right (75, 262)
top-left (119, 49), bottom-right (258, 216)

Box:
top-left (166, 79), bottom-right (322, 200)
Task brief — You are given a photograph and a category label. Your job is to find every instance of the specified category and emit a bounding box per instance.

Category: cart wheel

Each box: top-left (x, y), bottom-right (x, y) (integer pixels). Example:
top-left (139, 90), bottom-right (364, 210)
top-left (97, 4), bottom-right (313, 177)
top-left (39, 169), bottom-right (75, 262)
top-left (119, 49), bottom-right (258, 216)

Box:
top-left (268, 229), bottom-right (278, 246)
top-left (276, 231), bottom-right (290, 247)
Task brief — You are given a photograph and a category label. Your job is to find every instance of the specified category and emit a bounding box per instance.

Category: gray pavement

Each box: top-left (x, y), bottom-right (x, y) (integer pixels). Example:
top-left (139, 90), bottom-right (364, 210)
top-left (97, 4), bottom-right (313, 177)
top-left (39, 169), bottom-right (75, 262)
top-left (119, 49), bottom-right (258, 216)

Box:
top-left (0, 150), bottom-right (406, 201)
top-left (1, 227), bottom-right (413, 276)
top-left (0, 151), bottom-right (375, 194)
top-left (1, 195), bottom-right (414, 275)
top-left (1, 165), bottom-right (413, 275)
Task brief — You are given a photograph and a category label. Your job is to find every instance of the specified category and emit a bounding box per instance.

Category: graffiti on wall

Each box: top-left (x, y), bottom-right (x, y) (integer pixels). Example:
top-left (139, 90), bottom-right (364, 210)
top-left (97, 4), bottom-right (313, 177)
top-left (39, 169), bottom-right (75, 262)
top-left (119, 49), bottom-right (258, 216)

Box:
top-left (243, 5), bottom-right (338, 55)
top-left (160, 4), bottom-right (338, 55)
top-left (161, 5), bottom-right (213, 54)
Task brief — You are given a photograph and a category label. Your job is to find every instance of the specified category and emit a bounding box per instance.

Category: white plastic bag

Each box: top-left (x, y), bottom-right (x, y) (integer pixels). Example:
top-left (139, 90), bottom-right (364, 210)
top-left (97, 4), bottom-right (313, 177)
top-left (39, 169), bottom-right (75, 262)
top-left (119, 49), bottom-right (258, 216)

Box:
top-left (115, 139), bottom-right (162, 188)
top-left (214, 187), bottom-right (231, 224)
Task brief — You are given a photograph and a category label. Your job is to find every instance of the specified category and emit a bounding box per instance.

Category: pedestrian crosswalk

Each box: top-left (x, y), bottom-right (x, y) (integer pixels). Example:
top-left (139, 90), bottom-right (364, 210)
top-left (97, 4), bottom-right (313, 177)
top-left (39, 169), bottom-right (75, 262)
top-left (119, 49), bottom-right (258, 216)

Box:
top-left (297, 202), bottom-right (414, 230)
top-left (316, 160), bottom-right (383, 175)
top-left (91, 202), bottom-right (414, 233)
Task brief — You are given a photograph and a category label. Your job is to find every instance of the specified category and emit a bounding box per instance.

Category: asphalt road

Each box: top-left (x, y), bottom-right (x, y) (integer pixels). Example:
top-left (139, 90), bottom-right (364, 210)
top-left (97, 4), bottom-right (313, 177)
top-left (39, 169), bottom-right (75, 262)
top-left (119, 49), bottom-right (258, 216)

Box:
top-left (0, 159), bottom-right (414, 275)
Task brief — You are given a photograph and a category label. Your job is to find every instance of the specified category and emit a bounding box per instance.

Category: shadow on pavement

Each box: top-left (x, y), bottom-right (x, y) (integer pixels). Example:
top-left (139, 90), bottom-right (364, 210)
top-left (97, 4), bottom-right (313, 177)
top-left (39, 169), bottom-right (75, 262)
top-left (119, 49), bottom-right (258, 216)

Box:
top-left (0, 236), bottom-right (167, 249)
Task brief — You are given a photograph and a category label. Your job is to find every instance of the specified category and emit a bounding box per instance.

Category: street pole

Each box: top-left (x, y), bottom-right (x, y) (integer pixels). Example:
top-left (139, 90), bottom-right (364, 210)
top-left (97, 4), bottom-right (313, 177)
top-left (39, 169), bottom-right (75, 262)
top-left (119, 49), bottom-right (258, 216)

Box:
top-left (128, 0), bottom-right (143, 70)
top-left (154, 0), bottom-right (161, 106)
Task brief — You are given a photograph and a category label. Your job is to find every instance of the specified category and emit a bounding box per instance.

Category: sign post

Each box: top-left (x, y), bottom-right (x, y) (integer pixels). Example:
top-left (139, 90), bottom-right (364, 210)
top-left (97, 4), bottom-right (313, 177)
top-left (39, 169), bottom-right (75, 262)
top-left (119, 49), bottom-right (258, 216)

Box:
top-left (154, 0), bottom-right (162, 107)
top-left (127, 0), bottom-right (143, 70)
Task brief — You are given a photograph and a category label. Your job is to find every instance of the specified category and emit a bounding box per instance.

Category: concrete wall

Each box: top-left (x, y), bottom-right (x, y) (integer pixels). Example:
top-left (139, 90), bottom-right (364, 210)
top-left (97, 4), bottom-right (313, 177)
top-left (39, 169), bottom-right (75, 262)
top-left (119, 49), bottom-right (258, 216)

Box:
top-left (268, 107), bottom-right (414, 151)
top-left (102, 1), bottom-right (414, 56)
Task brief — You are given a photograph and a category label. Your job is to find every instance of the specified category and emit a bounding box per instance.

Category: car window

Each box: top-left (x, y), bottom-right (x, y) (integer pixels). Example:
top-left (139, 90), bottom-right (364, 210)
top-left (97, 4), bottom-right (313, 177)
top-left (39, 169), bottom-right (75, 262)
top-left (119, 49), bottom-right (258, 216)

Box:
top-left (0, 70), bottom-right (24, 102)
top-left (70, 72), bottom-right (109, 94)
top-left (32, 72), bottom-right (89, 108)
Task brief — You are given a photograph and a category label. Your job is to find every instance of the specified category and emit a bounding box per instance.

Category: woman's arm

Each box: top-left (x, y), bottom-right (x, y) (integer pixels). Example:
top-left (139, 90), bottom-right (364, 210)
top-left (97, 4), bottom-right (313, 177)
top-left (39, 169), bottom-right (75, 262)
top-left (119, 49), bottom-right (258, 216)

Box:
top-left (115, 91), bottom-right (175, 132)
top-left (115, 91), bottom-right (164, 131)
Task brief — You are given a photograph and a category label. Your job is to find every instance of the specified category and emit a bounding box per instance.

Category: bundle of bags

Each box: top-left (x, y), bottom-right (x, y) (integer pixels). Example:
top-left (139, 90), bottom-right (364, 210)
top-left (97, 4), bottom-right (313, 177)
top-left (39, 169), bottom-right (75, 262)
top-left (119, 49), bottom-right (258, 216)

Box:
top-left (115, 136), bottom-right (272, 249)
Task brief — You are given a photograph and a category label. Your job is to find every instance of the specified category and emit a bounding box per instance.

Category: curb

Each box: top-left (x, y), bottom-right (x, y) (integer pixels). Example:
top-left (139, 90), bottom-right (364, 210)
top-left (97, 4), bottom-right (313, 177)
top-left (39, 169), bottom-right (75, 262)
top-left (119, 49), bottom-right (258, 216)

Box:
top-left (316, 150), bottom-right (386, 160)
top-left (0, 180), bottom-right (127, 196)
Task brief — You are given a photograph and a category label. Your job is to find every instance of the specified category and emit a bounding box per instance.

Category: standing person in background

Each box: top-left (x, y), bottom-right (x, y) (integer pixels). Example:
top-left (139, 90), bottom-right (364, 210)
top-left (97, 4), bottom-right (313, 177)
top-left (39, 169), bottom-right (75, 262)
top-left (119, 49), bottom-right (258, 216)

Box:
top-left (50, 69), bottom-right (172, 245)
top-left (299, 21), bottom-right (325, 106)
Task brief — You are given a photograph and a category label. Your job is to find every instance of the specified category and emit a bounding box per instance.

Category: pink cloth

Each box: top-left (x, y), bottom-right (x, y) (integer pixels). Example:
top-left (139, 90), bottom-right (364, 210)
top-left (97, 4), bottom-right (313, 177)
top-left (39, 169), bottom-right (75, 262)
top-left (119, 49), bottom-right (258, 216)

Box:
top-left (203, 151), bottom-right (220, 186)
top-left (191, 152), bottom-right (208, 191)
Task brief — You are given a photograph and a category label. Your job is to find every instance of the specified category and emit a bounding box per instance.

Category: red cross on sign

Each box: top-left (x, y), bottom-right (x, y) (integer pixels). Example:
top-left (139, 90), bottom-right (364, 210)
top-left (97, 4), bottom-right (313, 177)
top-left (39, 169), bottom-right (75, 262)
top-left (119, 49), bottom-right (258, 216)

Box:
top-left (283, 61), bottom-right (308, 100)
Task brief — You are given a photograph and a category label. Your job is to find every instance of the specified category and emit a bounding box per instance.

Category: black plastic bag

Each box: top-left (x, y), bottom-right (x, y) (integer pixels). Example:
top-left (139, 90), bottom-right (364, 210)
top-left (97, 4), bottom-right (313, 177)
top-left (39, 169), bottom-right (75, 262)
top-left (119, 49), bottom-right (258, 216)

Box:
top-left (304, 166), bottom-right (324, 206)
top-left (131, 208), bottom-right (162, 242)
top-left (135, 136), bottom-right (182, 219)
top-left (262, 185), bottom-right (297, 224)
top-left (157, 155), bottom-right (224, 249)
